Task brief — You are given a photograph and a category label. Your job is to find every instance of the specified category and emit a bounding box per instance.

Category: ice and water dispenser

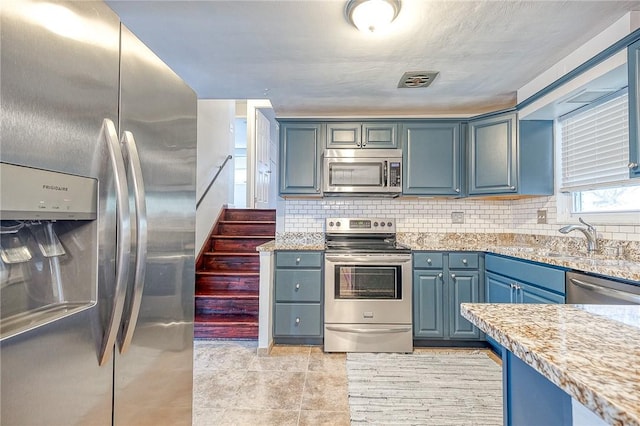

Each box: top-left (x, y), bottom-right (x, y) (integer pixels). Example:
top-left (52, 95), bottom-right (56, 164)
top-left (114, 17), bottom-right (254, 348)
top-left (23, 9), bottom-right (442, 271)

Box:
top-left (0, 162), bottom-right (98, 340)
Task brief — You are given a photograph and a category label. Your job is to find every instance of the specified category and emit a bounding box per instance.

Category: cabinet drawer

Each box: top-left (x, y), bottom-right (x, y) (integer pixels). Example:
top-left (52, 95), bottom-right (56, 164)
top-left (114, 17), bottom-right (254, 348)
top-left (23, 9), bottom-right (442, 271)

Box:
top-left (275, 270), bottom-right (322, 302)
top-left (274, 304), bottom-right (322, 337)
top-left (449, 253), bottom-right (479, 269)
top-left (276, 251), bottom-right (322, 268)
top-left (413, 252), bottom-right (444, 269)
top-left (486, 254), bottom-right (565, 294)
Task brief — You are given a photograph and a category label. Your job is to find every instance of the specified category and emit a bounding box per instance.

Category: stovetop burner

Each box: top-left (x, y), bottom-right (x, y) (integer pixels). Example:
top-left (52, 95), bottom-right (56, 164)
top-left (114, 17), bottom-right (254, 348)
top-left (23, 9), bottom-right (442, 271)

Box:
top-left (324, 217), bottom-right (410, 253)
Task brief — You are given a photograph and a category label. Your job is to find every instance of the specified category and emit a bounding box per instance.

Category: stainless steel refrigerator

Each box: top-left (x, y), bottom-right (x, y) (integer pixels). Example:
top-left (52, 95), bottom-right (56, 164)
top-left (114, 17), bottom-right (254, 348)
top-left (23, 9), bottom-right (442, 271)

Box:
top-left (0, 1), bottom-right (196, 425)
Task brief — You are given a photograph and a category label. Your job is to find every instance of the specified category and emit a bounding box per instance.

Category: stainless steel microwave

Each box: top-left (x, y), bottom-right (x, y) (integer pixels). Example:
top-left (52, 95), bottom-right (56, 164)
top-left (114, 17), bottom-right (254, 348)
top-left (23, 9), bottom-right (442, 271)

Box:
top-left (323, 149), bottom-right (402, 195)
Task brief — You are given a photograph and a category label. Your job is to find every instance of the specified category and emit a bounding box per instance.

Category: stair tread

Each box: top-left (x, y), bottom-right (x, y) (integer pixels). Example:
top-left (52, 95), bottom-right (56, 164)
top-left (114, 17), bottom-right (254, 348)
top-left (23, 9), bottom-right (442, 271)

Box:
top-left (203, 252), bottom-right (260, 256)
top-left (195, 291), bottom-right (258, 299)
top-left (210, 235), bottom-right (274, 239)
top-left (195, 314), bottom-right (258, 324)
top-left (219, 220), bottom-right (275, 224)
top-left (196, 271), bottom-right (259, 276)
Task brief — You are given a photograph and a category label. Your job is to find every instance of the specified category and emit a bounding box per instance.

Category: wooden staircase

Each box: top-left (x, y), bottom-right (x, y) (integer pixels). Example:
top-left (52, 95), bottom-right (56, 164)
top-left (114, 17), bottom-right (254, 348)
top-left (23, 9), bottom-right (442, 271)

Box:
top-left (195, 208), bottom-right (276, 339)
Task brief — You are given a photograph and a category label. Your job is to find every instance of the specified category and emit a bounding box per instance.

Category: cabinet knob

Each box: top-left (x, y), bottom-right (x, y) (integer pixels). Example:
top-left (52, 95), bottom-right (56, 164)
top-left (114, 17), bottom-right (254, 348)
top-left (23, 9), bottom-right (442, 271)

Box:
top-left (629, 162), bottom-right (639, 169)
top-left (295, 317), bottom-right (300, 325)
top-left (462, 258), bottom-right (468, 265)
top-left (295, 283), bottom-right (300, 290)
top-left (455, 188), bottom-right (460, 193)
top-left (510, 186), bottom-right (516, 190)
top-left (295, 257), bottom-right (301, 264)
top-left (451, 273), bottom-right (456, 279)
top-left (438, 272), bottom-right (443, 278)
top-left (426, 258), bottom-right (432, 264)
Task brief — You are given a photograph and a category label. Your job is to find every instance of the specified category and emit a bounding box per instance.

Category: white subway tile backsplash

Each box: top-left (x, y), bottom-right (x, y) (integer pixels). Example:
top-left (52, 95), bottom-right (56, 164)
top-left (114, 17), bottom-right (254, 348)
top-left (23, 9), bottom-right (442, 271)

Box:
top-left (279, 194), bottom-right (639, 243)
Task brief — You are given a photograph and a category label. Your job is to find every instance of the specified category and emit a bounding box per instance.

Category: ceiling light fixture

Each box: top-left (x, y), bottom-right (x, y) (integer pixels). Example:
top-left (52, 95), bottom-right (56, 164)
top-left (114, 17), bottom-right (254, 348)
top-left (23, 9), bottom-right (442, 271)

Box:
top-left (346, 0), bottom-right (401, 33)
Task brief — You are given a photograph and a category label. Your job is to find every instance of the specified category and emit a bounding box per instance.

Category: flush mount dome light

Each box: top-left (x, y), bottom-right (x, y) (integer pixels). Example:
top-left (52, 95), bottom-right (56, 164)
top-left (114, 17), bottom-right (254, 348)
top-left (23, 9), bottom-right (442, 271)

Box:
top-left (346, 0), bottom-right (401, 33)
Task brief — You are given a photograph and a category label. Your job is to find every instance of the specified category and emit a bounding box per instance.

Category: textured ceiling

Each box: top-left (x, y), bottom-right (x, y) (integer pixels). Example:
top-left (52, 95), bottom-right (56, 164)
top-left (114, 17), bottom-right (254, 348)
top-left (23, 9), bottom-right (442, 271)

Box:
top-left (106, 0), bottom-right (640, 117)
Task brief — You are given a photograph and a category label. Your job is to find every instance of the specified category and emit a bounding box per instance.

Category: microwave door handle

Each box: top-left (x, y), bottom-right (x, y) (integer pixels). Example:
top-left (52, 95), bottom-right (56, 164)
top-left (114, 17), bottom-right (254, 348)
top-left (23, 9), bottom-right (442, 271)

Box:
top-left (383, 161), bottom-right (388, 187)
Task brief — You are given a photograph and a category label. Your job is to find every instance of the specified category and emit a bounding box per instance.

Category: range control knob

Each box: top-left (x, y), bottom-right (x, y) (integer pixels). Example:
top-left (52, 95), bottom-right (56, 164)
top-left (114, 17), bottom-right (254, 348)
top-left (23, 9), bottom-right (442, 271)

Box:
top-left (329, 221), bottom-right (334, 227)
top-left (373, 221), bottom-right (379, 227)
top-left (387, 221), bottom-right (392, 227)
top-left (380, 222), bottom-right (386, 227)
top-left (336, 221), bottom-right (341, 227)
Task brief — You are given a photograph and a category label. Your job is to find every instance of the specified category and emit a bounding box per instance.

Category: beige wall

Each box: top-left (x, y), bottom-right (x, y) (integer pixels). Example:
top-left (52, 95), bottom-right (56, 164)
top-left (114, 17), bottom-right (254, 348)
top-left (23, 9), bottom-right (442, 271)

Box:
top-left (196, 99), bottom-right (236, 253)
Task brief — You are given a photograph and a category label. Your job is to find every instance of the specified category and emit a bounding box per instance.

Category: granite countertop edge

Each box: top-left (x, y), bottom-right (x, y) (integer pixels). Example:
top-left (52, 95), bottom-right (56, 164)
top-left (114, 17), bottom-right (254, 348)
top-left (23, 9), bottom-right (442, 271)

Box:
top-left (256, 238), bottom-right (640, 282)
top-left (461, 303), bottom-right (640, 426)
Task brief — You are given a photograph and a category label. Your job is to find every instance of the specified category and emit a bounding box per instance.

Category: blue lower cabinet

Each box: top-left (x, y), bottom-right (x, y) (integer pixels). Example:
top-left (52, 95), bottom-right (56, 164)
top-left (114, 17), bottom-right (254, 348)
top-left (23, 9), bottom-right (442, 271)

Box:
top-left (413, 252), bottom-right (484, 342)
top-left (274, 304), bottom-right (322, 336)
top-left (449, 272), bottom-right (481, 339)
top-left (274, 251), bottom-right (323, 342)
top-left (413, 271), bottom-right (445, 338)
top-left (485, 254), bottom-right (566, 352)
top-left (503, 349), bottom-right (572, 426)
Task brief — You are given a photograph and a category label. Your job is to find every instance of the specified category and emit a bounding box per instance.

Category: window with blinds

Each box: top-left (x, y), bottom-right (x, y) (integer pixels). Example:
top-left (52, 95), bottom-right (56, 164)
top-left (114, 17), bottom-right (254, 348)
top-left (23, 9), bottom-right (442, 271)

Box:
top-left (559, 90), bottom-right (629, 191)
top-left (558, 88), bottom-right (640, 215)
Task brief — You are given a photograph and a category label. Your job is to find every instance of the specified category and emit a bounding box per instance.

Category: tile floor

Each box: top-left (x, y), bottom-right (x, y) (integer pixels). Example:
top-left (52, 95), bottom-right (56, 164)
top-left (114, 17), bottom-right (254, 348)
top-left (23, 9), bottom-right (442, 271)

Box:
top-left (193, 340), bottom-right (350, 426)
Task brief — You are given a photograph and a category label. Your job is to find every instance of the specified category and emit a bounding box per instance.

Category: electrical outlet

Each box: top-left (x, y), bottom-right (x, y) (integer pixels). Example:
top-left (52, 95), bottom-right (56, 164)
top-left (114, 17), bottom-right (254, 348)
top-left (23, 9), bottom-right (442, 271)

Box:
top-left (537, 209), bottom-right (547, 224)
top-left (451, 211), bottom-right (465, 224)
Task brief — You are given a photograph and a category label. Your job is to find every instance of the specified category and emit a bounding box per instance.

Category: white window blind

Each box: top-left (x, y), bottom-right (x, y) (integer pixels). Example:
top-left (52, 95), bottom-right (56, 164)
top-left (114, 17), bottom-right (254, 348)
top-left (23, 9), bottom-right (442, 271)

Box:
top-left (560, 92), bottom-right (629, 191)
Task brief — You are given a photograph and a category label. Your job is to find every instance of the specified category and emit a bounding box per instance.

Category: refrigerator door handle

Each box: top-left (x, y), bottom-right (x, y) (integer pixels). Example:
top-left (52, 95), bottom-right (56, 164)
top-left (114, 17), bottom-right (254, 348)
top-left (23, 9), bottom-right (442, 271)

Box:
top-left (118, 131), bottom-right (148, 354)
top-left (98, 119), bottom-right (132, 366)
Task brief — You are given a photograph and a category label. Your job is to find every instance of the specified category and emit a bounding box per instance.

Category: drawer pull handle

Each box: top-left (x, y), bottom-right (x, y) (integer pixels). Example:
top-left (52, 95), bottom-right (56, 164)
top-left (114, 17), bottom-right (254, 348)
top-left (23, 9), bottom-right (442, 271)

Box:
top-left (462, 258), bottom-right (468, 264)
top-left (295, 283), bottom-right (300, 290)
top-left (426, 258), bottom-right (432, 264)
top-left (295, 257), bottom-right (301, 264)
top-left (295, 317), bottom-right (300, 325)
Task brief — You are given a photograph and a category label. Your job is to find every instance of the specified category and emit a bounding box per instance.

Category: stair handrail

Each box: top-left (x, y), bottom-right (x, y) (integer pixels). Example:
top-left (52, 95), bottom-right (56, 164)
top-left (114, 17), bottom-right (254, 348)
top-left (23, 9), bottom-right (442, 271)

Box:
top-left (196, 154), bottom-right (233, 209)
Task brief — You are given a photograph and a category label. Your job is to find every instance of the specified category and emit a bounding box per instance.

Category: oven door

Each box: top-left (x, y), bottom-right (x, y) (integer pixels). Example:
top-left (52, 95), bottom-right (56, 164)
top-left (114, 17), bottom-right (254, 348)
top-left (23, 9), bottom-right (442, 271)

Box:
top-left (324, 253), bottom-right (412, 324)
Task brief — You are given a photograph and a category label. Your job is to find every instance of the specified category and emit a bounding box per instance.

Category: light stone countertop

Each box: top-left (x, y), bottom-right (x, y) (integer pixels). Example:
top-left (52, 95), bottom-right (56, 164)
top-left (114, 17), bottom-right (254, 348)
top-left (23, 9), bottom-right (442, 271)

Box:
top-left (461, 303), bottom-right (640, 426)
top-left (257, 232), bottom-right (640, 282)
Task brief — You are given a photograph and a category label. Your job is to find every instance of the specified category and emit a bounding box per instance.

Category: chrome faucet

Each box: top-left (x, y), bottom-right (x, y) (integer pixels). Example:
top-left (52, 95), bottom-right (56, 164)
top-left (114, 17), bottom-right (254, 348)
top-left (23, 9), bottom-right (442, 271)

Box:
top-left (559, 217), bottom-right (598, 252)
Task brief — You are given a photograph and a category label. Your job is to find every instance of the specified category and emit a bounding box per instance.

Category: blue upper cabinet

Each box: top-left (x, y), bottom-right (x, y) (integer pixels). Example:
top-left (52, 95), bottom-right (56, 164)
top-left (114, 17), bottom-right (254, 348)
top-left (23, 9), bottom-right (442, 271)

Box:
top-left (402, 122), bottom-right (463, 196)
top-left (468, 112), bottom-right (518, 194)
top-left (628, 39), bottom-right (640, 178)
top-left (279, 122), bottom-right (323, 195)
top-left (468, 112), bottom-right (554, 196)
top-left (326, 122), bottom-right (397, 148)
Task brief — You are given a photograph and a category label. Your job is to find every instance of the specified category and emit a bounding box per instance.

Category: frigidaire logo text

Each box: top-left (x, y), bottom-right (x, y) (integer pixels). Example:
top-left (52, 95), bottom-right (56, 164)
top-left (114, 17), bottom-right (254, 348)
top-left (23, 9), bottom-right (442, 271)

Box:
top-left (43, 184), bottom-right (68, 192)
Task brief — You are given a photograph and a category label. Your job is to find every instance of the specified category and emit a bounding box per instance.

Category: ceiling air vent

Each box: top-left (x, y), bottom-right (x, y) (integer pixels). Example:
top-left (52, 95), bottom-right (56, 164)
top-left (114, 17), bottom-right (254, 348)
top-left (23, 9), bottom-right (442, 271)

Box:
top-left (397, 71), bottom-right (439, 88)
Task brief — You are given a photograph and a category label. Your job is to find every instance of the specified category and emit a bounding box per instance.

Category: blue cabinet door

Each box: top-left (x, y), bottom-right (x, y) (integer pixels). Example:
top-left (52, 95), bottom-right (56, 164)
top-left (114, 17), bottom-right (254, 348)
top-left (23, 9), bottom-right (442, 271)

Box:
top-left (468, 112), bottom-right (518, 195)
top-left (449, 271), bottom-right (481, 339)
top-left (279, 122), bottom-right (323, 195)
top-left (519, 283), bottom-right (565, 304)
top-left (413, 271), bottom-right (445, 338)
top-left (486, 272), bottom-right (514, 304)
top-left (628, 39), bottom-right (640, 178)
top-left (402, 122), bottom-right (462, 196)
top-left (362, 122), bottom-right (397, 148)
top-left (326, 122), bottom-right (361, 148)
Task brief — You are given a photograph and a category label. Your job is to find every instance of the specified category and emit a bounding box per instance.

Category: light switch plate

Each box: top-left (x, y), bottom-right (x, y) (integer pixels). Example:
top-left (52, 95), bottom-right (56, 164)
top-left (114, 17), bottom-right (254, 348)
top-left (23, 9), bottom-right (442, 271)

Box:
top-left (451, 211), bottom-right (465, 224)
top-left (537, 209), bottom-right (547, 224)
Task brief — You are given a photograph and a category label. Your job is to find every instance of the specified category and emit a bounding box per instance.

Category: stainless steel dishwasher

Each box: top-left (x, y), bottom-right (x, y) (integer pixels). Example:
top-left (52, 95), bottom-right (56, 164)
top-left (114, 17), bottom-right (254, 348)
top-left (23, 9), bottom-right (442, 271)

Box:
top-left (566, 271), bottom-right (640, 304)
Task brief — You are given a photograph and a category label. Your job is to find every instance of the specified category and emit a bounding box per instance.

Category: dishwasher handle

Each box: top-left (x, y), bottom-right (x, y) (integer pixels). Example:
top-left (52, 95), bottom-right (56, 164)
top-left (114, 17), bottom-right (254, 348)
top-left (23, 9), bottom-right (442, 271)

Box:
top-left (569, 278), bottom-right (640, 304)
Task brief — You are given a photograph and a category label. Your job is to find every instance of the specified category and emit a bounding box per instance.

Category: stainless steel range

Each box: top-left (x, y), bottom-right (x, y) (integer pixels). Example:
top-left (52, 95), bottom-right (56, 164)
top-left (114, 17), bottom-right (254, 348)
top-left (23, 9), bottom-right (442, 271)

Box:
top-left (324, 218), bottom-right (413, 353)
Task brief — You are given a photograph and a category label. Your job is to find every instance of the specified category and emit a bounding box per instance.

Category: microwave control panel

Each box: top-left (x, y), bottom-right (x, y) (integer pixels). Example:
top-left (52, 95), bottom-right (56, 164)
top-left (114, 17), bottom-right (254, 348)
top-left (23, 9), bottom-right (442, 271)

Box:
top-left (389, 162), bottom-right (401, 187)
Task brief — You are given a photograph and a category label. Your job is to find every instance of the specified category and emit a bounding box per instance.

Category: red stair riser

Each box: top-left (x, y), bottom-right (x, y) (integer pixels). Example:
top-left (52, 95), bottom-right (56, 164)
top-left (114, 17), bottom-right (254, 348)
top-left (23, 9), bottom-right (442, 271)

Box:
top-left (217, 223), bottom-right (275, 236)
top-left (201, 256), bottom-right (260, 271)
top-left (210, 238), bottom-right (271, 252)
top-left (224, 209), bottom-right (276, 222)
top-left (195, 298), bottom-right (259, 315)
top-left (194, 324), bottom-right (258, 339)
top-left (196, 275), bottom-right (259, 292)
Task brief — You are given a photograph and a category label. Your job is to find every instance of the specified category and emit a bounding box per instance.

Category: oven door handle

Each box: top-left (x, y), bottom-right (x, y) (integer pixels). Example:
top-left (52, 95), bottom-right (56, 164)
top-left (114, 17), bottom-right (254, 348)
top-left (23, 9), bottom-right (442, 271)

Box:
top-left (326, 325), bottom-right (412, 334)
top-left (325, 255), bottom-right (411, 263)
